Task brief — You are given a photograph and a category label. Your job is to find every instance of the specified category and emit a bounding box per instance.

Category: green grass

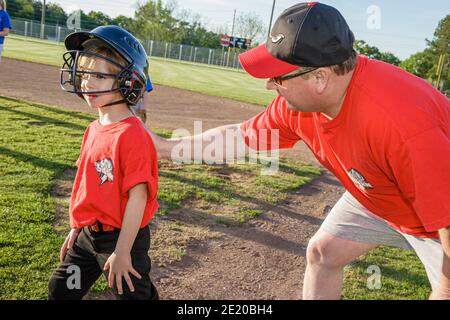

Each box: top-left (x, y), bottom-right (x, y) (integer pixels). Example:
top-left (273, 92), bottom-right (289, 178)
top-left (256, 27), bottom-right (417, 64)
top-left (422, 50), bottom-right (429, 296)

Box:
top-left (3, 35), bottom-right (276, 106)
top-left (342, 246), bottom-right (431, 300)
top-left (0, 96), bottom-right (319, 299)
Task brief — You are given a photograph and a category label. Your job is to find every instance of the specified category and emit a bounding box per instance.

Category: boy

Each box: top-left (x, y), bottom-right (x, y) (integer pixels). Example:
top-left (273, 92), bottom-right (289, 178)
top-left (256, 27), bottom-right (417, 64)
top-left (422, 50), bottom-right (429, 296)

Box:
top-left (0, 0), bottom-right (11, 63)
top-left (48, 25), bottom-right (159, 300)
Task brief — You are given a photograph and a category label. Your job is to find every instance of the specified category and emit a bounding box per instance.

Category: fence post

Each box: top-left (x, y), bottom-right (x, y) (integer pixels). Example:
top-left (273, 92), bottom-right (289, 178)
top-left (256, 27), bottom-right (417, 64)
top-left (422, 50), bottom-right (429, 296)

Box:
top-left (57, 26), bottom-right (61, 43)
top-left (208, 49), bottom-right (212, 65)
top-left (179, 44), bottom-right (183, 60)
top-left (221, 46), bottom-right (224, 66)
top-left (193, 47), bottom-right (198, 63)
top-left (223, 51), bottom-right (227, 67)
top-left (150, 40), bottom-right (154, 57)
top-left (24, 21), bottom-right (28, 37)
top-left (164, 42), bottom-right (168, 59)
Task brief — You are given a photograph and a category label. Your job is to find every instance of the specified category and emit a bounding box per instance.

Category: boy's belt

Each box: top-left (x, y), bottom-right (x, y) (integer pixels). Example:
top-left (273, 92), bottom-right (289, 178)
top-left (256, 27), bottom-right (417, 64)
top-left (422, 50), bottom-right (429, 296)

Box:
top-left (88, 221), bottom-right (117, 232)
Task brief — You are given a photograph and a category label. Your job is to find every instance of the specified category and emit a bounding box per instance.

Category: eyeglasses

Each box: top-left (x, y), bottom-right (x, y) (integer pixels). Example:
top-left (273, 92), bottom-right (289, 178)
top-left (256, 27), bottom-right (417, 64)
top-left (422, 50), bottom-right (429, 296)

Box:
top-left (272, 68), bottom-right (318, 86)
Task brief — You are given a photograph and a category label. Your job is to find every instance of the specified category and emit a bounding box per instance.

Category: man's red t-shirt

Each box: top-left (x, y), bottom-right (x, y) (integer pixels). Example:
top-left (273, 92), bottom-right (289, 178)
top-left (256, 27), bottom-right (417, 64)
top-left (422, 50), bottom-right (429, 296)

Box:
top-left (241, 55), bottom-right (450, 238)
top-left (70, 116), bottom-right (158, 229)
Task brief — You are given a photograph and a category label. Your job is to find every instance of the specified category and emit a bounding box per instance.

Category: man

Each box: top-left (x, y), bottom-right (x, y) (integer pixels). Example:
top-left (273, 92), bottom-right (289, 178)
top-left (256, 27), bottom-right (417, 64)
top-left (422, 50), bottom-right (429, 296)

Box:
top-left (0, 0), bottom-right (11, 64)
top-left (149, 2), bottom-right (450, 299)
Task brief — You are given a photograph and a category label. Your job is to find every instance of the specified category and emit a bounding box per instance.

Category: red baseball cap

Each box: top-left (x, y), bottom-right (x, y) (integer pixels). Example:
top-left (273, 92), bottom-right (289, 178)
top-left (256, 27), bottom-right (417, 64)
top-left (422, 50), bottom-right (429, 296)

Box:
top-left (239, 2), bottom-right (355, 79)
top-left (239, 43), bottom-right (299, 79)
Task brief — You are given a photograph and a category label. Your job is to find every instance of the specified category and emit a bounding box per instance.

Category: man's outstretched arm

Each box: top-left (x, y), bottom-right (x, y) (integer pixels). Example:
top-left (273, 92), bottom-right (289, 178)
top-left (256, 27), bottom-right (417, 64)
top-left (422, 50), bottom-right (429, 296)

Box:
top-left (147, 123), bottom-right (250, 163)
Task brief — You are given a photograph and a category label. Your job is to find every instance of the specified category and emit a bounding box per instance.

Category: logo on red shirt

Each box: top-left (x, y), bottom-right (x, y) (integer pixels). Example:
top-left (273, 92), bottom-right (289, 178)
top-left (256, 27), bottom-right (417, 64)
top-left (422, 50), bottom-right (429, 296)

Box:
top-left (349, 168), bottom-right (373, 190)
top-left (95, 158), bottom-right (114, 185)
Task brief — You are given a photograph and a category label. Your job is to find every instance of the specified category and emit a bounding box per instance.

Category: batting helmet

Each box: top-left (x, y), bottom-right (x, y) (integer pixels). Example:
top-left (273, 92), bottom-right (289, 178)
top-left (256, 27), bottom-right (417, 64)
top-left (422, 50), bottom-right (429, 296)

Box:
top-left (60, 25), bottom-right (153, 106)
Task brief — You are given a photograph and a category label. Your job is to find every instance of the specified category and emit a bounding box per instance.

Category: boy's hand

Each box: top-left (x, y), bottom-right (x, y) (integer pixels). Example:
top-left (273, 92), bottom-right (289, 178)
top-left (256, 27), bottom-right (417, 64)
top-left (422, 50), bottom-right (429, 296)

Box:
top-left (60, 228), bottom-right (81, 262)
top-left (104, 252), bottom-right (142, 295)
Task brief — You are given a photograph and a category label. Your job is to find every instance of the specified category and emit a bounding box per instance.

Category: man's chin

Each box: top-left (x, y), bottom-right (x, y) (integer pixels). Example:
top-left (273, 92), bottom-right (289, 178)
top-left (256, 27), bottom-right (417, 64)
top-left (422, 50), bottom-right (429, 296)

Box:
top-left (286, 101), bottom-right (303, 111)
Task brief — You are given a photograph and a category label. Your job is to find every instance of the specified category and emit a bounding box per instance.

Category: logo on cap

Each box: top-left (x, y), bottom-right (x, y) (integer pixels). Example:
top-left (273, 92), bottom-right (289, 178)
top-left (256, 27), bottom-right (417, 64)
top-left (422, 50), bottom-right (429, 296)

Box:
top-left (270, 33), bottom-right (285, 44)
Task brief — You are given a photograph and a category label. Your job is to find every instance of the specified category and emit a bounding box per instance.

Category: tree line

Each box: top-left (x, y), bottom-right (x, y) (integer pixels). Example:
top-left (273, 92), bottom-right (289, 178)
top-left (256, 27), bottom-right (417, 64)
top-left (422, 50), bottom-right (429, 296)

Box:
top-left (6, 0), bottom-right (229, 48)
top-left (4, 0), bottom-right (448, 92)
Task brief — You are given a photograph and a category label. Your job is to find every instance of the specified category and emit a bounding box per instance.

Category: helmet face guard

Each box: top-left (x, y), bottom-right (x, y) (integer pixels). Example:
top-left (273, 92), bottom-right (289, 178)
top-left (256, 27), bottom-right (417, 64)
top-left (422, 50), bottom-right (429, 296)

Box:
top-left (60, 50), bottom-right (146, 105)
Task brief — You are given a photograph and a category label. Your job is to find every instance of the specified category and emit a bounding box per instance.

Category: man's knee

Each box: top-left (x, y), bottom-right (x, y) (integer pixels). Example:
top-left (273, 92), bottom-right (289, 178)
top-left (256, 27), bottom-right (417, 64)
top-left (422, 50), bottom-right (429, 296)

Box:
top-left (306, 233), bottom-right (351, 269)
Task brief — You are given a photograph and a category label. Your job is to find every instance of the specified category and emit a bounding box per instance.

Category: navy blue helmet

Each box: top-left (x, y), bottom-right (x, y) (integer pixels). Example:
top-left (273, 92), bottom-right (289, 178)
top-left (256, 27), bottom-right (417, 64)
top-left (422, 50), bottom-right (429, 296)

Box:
top-left (60, 25), bottom-right (153, 106)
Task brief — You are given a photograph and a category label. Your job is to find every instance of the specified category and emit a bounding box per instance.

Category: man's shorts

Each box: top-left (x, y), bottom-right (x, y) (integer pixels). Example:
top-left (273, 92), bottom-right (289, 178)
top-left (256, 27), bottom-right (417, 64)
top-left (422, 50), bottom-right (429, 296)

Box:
top-left (320, 191), bottom-right (443, 290)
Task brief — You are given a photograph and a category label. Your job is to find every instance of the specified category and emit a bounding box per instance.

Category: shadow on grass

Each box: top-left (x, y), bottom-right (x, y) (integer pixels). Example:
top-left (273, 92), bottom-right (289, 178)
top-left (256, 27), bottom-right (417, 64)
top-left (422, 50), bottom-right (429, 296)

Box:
top-left (160, 169), bottom-right (323, 226)
top-left (0, 146), bottom-right (70, 172)
top-left (349, 258), bottom-right (430, 288)
top-left (0, 95), bottom-right (95, 122)
top-left (0, 105), bottom-right (86, 131)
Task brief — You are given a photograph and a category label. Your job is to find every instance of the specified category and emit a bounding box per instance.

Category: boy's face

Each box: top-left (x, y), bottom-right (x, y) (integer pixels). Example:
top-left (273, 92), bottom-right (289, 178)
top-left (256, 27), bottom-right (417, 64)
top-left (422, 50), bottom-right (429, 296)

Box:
top-left (78, 56), bottom-right (123, 109)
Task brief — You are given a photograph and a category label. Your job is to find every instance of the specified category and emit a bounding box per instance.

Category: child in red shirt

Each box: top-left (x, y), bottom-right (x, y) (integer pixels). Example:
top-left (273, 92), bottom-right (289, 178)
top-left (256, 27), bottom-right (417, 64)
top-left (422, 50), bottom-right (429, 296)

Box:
top-left (48, 26), bottom-right (159, 300)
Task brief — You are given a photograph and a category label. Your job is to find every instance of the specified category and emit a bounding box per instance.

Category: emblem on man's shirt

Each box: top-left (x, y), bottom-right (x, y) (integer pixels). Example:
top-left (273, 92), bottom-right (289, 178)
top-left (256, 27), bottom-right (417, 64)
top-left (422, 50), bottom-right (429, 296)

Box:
top-left (348, 168), bottom-right (373, 190)
top-left (95, 158), bottom-right (114, 185)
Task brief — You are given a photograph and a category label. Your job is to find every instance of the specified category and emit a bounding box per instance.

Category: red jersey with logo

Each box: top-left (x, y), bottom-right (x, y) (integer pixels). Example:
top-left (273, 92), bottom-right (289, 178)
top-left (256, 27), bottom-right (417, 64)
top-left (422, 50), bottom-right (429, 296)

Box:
top-left (241, 55), bottom-right (450, 238)
top-left (70, 116), bottom-right (158, 229)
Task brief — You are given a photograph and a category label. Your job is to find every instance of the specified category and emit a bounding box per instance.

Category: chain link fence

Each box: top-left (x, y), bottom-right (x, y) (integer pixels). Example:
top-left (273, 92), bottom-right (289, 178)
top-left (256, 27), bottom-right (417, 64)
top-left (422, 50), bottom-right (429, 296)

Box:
top-left (9, 17), bottom-right (245, 69)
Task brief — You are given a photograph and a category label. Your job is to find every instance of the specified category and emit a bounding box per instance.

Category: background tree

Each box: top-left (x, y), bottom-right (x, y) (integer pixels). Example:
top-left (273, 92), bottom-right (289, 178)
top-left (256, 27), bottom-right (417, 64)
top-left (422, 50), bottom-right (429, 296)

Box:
top-left (234, 12), bottom-right (264, 41)
top-left (400, 49), bottom-right (435, 78)
top-left (32, 1), bottom-right (67, 25)
top-left (5, 0), bottom-right (34, 20)
top-left (111, 15), bottom-right (134, 31)
top-left (401, 15), bottom-right (449, 93)
top-left (79, 10), bottom-right (112, 29)
top-left (130, 0), bottom-right (178, 41)
top-left (354, 40), bottom-right (401, 66)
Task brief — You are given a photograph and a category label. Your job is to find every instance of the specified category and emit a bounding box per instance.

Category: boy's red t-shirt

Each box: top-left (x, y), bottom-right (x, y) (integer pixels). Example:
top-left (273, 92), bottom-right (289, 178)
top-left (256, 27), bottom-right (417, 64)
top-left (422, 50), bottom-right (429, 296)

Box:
top-left (241, 55), bottom-right (450, 238)
top-left (69, 116), bottom-right (158, 229)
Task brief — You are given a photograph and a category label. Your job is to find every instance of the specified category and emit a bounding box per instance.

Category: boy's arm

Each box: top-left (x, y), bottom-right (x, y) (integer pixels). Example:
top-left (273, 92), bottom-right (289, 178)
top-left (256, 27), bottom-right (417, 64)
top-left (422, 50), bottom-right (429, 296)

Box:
top-left (0, 28), bottom-right (10, 37)
top-left (115, 183), bottom-right (148, 254)
top-left (104, 183), bottom-right (148, 295)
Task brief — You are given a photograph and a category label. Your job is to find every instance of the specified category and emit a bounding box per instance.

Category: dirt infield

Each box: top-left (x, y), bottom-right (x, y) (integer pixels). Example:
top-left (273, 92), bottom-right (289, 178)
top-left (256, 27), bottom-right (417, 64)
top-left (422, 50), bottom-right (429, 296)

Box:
top-left (0, 58), bottom-right (344, 299)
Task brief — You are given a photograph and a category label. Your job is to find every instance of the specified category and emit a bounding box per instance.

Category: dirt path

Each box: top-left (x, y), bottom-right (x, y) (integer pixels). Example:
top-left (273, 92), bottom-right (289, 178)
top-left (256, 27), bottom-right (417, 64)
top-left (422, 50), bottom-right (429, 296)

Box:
top-left (0, 58), bottom-right (345, 299)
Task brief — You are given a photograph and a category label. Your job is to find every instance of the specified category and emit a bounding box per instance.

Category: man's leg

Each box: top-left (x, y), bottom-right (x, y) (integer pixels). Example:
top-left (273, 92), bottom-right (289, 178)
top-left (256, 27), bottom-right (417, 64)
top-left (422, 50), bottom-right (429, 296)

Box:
top-left (303, 229), bottom-right (377, 299)
top-left (401, 234), bottom-right (443, 291)
top-left (303, 191), bottom-right (414, 300)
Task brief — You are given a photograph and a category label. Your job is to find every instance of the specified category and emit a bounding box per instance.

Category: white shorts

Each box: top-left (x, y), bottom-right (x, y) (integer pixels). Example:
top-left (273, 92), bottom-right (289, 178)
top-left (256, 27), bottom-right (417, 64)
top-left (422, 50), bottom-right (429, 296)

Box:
top-left (320, 191), bottom-right (443, 290)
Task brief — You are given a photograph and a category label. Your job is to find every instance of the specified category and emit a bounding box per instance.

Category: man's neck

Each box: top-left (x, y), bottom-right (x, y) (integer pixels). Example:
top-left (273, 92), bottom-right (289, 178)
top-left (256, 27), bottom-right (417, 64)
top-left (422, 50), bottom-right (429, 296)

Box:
top-left (320, 68), bottom-right (355, 119)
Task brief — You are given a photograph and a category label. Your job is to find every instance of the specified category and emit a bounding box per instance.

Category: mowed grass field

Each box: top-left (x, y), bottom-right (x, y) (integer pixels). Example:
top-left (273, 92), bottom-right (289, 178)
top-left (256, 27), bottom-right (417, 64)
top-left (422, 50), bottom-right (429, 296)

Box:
top-left (3, 35), bottom-right (276, 106)
top-left (1, 36), bottom-right (432, 300)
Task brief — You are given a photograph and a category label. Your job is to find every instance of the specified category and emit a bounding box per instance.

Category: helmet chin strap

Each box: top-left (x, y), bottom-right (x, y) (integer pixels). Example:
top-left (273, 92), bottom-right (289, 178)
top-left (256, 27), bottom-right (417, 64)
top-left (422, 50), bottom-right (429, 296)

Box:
top-left (98, 99), bottom-right (127, 108)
